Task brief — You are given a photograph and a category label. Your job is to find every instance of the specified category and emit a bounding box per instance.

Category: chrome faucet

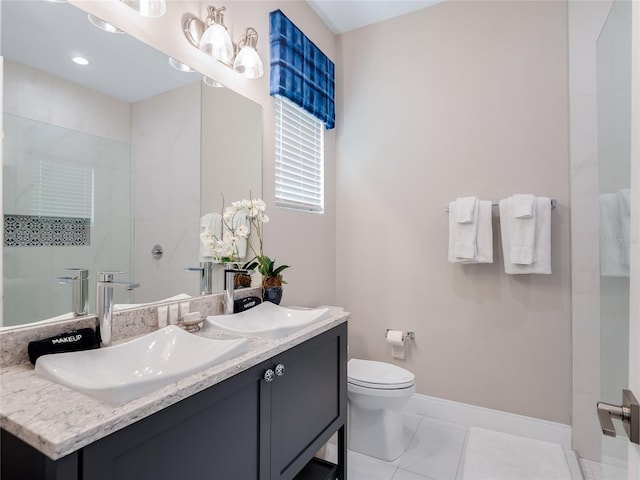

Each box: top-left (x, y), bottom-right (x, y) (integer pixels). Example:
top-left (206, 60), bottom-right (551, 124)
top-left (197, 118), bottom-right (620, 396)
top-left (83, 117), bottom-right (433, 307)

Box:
top-left (223, 263), bottom-right (250, 314)
top-left (56, 268), bottom-right (89, 317)
top-left (96, 272), bottom-right (139, 347)
top-left (186, 261), bottom-right (214, 295)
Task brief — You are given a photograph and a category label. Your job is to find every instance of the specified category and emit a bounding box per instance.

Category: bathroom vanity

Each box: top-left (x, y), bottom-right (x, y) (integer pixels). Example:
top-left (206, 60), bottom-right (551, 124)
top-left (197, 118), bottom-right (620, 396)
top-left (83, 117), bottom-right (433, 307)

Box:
top-left (0, 310), bottom-right (348, 480)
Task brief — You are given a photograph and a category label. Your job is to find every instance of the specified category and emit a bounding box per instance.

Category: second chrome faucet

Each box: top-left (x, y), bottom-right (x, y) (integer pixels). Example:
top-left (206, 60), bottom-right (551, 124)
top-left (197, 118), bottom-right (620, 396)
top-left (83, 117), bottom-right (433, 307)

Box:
top-left (96, 272), bottom-right (139, 347)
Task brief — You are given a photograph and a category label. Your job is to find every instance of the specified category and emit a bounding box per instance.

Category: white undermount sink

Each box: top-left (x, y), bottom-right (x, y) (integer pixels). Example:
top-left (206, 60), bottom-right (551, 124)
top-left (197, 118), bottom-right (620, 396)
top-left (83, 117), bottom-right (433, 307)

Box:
top-left (205, 302), bottom-right (331, 338)
top-left (34, 326), bottom-right (248, 405)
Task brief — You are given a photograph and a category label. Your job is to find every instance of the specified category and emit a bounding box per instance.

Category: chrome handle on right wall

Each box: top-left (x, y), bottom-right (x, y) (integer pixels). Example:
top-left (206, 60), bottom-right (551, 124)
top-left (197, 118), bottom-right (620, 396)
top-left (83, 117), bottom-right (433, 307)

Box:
top-left (597, 389), bottom-right (639, 444)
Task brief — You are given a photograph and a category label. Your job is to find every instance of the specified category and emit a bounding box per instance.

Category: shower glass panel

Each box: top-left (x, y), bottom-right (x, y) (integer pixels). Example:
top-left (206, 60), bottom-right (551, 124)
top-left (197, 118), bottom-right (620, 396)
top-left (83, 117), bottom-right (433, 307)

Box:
top-left (596, 0), bottom-right (631, 463)
top-left (2, 114), bottom-right (134, 326)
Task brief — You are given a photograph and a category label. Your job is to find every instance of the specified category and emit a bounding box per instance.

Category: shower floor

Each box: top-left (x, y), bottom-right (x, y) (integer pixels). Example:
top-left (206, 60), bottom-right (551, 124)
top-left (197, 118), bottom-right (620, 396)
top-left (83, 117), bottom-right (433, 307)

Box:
top-left (323, 407), bottom-right (586, 479)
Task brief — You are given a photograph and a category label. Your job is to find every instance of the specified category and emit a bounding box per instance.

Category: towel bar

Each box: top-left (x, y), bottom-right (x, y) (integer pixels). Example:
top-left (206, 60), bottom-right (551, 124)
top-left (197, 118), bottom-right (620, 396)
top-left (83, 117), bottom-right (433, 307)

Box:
top-left (445, 198), bottom-right (557, 212)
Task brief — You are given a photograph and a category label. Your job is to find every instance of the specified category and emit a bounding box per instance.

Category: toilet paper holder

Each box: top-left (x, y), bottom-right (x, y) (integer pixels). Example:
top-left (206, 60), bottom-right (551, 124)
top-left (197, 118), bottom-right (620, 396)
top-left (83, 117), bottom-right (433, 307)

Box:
top-left (386, 329), bottom-right (416, 341)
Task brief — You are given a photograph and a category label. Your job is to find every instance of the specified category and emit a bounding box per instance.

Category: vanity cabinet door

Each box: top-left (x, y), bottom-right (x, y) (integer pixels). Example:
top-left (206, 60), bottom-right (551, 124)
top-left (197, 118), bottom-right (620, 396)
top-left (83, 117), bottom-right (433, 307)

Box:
top-left (82, 361), bottom-right (270, 480)
top-left (268, 323), bottom-right (347, 480)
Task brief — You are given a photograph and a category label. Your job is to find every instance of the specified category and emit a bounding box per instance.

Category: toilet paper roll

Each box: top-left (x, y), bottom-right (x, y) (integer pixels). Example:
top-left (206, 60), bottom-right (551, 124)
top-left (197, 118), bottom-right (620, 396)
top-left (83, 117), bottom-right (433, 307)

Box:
top-left (387, 330), bottom-right (405, 360)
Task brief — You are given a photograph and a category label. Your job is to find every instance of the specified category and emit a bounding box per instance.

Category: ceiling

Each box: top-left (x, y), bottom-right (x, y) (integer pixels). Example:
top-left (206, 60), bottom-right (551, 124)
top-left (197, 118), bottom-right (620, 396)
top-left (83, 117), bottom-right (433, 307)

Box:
top-left (1, 0), bottom-right (446, 103)
top-left (305, 0), bottom-right (445, 34)
top-left (1, 0), bottom-right (201, 103)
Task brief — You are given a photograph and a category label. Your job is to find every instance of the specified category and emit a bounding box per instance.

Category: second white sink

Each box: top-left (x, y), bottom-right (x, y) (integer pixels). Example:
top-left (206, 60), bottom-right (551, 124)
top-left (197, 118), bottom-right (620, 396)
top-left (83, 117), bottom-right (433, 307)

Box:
top-left (205, 302), bottom-right (330, 338)
top-left (34, 326), bottom-right (248, 405)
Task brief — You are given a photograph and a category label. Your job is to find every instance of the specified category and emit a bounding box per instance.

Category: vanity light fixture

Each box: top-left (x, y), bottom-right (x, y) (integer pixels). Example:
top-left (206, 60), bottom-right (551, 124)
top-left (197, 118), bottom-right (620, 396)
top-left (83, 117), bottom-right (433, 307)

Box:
top-left (233, 28), bottom-right (263, 79)
top-left (183, 5), bottom-right (264, 79)
top-left (120, 0), bottom-right (167, 18)
top-left (87, 13), bottom-right (124, 34)
top-left (194, 6), bottom-right (234, 65)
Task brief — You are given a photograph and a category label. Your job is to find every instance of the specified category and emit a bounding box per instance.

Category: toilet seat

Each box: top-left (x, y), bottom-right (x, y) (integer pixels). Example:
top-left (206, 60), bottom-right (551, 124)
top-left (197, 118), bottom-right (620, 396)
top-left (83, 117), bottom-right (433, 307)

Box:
top-left (348, 358), bottom-right (415, 390)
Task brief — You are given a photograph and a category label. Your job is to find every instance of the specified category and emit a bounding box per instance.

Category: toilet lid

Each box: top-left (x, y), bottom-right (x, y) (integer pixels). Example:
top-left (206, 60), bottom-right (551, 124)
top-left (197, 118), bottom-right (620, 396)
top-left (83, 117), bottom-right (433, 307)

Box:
top-left (348, 358), bottom-right (415, 390)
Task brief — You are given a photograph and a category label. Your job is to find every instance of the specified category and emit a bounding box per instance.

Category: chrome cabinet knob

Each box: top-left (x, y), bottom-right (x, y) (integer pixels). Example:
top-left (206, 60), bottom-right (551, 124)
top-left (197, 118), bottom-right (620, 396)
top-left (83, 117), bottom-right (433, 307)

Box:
top-left (275, 363), bottom-right (285, 377)
top-left (264, 369), bottom-right (275, 383)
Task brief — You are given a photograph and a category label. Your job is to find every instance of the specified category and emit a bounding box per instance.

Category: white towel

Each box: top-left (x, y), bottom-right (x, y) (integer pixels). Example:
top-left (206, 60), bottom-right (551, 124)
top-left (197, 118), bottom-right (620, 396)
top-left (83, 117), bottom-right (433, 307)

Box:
top-left (512, 194), bottom-right (535, 218)
top-left (618, 189), bottom-right (631, 270)
top-left (449, 200), bottom-right (493, 264)
top-left (599, 191), bottom-right (629, 277)
top-left (456, 196), bottom-right (478, 224)
top-left (499, 197), bottom-right (551, 274)
top-left (199, 212), bottom-right (222, 261)
top-left (230, 208), bottom-right (250, 259)
top-left (509, 194), bottom-right (537, 265)
top-left (452, 197), bottom-right (479, 259)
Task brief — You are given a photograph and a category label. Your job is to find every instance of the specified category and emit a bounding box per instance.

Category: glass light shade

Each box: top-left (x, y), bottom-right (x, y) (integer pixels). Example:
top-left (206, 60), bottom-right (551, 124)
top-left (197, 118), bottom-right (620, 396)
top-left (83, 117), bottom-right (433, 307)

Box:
top-left (169, 57), bottom-right (195, 73)
top-left (233, 46), bottom-right (264, 79)
top-left (203, 76), bottom-right (224, 88)
top-left (120, 0), bottom-right (166, 18)
top-left (199, 23), bottom-right (233, 65)
top-left (87, 14), bottom-right (123, 34)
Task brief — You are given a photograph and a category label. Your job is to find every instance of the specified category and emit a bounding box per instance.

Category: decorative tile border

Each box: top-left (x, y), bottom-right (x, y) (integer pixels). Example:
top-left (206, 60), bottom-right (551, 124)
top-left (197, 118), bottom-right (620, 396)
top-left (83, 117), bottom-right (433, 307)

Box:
top-left (4, 215), bottom-right (90, 247)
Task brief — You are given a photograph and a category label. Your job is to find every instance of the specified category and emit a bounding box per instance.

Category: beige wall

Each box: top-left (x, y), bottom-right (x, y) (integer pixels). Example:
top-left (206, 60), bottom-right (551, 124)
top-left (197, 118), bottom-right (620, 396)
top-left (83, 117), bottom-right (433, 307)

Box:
top-left (53, 0), bottom-right (575, 424)
top-left (336, 1), bottom-right (572, 424)
top-left (69, 0), bottom-right (338, 308)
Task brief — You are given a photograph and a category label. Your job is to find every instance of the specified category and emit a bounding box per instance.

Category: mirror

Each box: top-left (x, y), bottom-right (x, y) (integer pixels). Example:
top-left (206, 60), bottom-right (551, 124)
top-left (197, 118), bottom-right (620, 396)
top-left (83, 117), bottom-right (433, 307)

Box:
top-left (1, 0), bottom-right (262, 327)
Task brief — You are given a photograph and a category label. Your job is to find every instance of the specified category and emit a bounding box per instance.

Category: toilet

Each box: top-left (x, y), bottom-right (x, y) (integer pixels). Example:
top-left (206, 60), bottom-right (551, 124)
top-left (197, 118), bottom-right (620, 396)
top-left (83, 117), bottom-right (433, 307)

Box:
top-left (347, 358), bottom-right (416, 461)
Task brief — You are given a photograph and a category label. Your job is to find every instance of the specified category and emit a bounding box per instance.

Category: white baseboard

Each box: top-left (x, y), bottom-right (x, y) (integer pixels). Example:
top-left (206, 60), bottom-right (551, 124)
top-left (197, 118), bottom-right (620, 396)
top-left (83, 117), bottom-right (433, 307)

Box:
top-left (406, 393), bottom-right (572, 449)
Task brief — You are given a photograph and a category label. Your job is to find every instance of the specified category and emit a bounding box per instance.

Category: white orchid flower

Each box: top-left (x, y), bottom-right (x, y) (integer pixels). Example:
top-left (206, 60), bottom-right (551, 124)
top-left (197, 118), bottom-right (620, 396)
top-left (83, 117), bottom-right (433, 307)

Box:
top-left (236, 225), bottom-right (249, 238)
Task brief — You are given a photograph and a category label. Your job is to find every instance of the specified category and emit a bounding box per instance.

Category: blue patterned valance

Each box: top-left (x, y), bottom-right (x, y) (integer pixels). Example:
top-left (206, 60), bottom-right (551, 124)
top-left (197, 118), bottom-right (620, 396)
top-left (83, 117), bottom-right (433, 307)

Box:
top-left (270, 9), bottom-right (335, 129)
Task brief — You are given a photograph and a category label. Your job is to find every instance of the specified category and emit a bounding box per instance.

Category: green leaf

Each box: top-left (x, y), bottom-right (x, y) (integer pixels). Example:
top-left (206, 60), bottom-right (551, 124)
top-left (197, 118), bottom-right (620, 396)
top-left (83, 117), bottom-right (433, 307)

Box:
top-left (272, 265), bottom-right (290, 277)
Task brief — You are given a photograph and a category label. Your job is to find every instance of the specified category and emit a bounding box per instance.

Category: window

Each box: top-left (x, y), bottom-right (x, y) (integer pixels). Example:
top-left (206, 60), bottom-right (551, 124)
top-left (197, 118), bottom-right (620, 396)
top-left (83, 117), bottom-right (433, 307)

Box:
top-left (31, 159), bottom-right (94, 221)
top-left (274, 95), bottom-right (324, 213)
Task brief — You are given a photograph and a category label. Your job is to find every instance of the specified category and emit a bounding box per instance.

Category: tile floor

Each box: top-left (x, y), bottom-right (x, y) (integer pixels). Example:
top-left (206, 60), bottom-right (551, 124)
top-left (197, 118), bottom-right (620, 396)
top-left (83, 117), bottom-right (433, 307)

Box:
top-left (324, 411), bottom-right (589, 480)
top-left (347, 415), bottom-right (463, 479)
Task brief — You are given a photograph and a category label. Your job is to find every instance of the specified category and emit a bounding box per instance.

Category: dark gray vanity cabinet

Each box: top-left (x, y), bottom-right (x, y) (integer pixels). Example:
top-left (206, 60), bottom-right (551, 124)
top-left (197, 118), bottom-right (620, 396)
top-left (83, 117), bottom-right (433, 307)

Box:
top-left (82, 359), bottom-right (269, 480)
top-left (269, 324), bottom-right (347, 480)
top-left (0, 323), bottom-right (347, 480)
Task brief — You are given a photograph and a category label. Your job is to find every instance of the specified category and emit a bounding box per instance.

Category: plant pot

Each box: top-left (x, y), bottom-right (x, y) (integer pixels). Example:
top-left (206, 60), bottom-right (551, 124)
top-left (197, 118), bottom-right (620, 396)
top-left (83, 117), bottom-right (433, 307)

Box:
top-left (263, 287), bottom-right (283, 305)
top-left (234, 273), bottom-right (252, 289)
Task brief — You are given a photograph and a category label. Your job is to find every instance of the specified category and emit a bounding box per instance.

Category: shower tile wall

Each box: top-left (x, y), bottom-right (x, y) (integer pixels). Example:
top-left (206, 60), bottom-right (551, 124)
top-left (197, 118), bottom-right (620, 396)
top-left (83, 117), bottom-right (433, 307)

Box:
top-left (131, 82), bottom-right (201, 303)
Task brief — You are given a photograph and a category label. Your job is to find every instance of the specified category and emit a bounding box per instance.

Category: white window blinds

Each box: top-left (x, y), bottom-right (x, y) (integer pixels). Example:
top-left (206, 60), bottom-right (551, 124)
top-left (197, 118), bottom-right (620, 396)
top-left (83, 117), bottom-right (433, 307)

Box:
top-left (31, 159), bottom-right (94, 221)
top-left (275, 95), bottom-right (324, 213)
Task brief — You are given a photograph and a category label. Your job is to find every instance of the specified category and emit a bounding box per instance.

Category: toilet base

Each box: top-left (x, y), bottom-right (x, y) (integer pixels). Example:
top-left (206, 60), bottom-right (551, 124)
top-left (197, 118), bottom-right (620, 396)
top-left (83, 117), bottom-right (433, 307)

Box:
top-left (348, 402), bottom-right (407, 462)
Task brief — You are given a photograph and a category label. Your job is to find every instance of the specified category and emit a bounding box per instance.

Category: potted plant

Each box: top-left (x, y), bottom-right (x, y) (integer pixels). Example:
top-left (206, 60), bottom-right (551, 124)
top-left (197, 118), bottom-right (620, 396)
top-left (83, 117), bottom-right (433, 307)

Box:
top-left (255, 255), bottom-right (289, 304)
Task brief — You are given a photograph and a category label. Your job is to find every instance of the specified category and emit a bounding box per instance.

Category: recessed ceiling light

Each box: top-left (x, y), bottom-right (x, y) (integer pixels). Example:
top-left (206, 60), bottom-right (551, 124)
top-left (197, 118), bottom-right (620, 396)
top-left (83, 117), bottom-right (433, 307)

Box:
top-left (88, 13), bottom-right (123, 34)
top-left (72, 57), bottom-right (90, 66)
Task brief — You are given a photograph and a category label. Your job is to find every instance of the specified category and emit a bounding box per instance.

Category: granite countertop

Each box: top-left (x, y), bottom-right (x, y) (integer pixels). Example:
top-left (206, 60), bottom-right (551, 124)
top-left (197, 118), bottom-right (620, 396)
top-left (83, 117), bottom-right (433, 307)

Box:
top-left (0, 307), bottom-right (349, 460)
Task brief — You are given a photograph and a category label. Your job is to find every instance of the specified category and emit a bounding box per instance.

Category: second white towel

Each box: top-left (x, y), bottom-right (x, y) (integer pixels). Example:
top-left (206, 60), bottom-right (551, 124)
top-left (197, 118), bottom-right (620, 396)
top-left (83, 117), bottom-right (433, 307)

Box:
top-left (448, 199), bottom-right (493, 264)
top-left (499, 197), bottom-right (551, 274)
